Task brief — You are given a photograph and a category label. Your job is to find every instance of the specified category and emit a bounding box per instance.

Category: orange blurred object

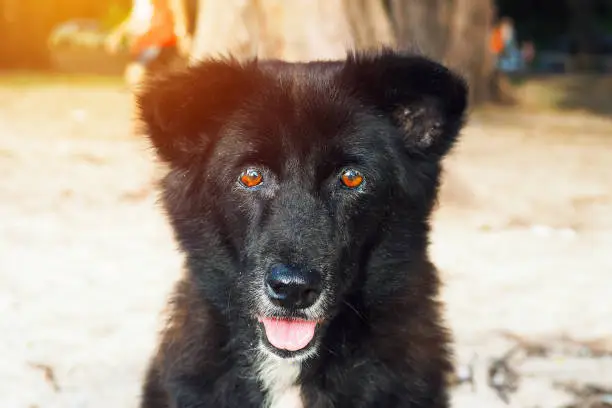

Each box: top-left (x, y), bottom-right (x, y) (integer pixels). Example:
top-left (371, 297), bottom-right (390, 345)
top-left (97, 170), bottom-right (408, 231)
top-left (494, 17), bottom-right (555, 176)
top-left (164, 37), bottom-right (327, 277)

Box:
top-left (490, 26), bottom-right (504, 55)
top-left (130, 0), bottom-right (177, 55)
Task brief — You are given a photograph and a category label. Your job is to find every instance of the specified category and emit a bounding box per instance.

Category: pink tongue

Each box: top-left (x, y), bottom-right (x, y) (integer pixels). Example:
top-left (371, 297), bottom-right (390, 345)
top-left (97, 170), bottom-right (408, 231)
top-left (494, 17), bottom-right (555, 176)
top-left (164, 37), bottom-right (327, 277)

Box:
top-left (259, 317), bottom-right (317, 351)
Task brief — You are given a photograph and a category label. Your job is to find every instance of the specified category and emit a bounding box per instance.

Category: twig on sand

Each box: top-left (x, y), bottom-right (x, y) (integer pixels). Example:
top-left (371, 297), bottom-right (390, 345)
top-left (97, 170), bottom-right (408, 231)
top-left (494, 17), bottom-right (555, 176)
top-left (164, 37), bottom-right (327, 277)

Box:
top-left (487, 346), bottom-right (521, 404)
top-left (27, 362), bottom-right (60, 392)
top-left (497, 331), bottom-right (612, 358)
top-left (555, 381), bottom-right (612, 408)
top-left (456, 332), bottom-right (612, 405)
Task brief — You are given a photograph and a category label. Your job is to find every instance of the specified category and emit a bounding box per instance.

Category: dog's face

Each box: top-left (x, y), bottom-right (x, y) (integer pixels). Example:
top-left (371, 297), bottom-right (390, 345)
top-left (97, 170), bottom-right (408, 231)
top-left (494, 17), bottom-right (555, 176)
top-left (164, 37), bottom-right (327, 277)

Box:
top-left (138, 51), bottom-right (467, 360)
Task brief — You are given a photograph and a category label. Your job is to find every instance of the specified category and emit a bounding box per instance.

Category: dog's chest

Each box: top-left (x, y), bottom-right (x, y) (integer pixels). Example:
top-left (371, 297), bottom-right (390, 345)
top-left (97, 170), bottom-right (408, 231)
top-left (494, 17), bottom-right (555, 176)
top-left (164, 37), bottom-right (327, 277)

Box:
top-left (256, 357), bottom-right (303, 408)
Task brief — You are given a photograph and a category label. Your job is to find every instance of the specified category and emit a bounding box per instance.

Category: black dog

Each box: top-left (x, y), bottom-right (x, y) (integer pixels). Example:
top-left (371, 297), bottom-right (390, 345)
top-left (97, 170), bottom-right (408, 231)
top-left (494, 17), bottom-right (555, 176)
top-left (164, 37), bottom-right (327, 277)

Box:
top-left (137, 49), bottom-right (468, 408)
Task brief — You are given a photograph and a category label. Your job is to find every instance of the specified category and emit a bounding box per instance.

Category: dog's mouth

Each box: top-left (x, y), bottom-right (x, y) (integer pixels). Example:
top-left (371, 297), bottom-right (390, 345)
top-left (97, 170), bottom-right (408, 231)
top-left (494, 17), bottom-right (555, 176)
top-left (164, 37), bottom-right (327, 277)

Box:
top-left (257, 316), bottom-right (318, 352)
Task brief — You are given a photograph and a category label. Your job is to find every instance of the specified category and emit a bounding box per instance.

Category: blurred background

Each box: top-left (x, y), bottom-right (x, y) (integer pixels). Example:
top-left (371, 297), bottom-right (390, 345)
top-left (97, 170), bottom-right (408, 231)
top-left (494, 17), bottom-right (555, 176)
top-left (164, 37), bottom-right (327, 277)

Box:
top-left (0, 1), bottom-right (611, 407)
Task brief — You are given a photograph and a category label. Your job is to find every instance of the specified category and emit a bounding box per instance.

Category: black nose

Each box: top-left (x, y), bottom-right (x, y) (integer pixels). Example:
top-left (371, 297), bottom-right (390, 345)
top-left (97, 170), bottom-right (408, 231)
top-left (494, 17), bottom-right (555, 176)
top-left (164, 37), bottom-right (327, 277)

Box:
top-left (265, 264), bottom-right (322, 309)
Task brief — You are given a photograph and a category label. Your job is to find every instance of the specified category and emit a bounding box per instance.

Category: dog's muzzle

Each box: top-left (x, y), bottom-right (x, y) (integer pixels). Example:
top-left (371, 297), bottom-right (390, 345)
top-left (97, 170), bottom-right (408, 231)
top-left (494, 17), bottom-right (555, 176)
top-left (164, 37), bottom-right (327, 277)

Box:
top-left (257, 264), bottom-right (322, 352)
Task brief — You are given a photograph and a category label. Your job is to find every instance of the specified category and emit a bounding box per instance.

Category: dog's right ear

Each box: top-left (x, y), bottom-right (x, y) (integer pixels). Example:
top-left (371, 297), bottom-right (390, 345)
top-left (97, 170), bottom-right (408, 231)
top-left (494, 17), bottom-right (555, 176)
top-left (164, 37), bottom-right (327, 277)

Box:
top-left (137, 59), bottom-right (262, 166)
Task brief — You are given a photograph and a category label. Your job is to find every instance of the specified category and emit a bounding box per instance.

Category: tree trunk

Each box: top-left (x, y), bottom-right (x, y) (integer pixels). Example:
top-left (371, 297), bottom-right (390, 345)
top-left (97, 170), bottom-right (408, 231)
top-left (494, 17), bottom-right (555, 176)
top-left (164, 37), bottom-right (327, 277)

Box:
top-left (389, 0), bottom-right (494, 105)
top-left (444, 0), bottom-right (494, 105)
top-left (189, 0), bottom-right (493, 103)
top-left (190, 0), bottom-right (355, 63)
top-left (189, 0), bottom-right (259, 64)
top-left (343, 0), bottom-right (395, 51)
top-left (389, 0), bottom-right (450, 61)
top-left (256, 0), bottom-right (354, 61)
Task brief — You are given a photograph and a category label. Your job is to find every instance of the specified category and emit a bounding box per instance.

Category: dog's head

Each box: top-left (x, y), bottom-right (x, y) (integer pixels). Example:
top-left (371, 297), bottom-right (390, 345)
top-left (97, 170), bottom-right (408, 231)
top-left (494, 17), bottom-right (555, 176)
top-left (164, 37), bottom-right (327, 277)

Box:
top-left (138, 50), bottom-right (467, 360)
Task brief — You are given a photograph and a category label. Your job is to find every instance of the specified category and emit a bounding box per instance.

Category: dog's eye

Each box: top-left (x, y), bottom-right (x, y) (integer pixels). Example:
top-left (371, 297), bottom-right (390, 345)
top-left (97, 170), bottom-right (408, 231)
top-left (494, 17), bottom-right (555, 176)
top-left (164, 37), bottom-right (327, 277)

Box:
top-left (239, 168), bottom-right (263, 188)
top-left (340, 169), bottom-right (364, 189)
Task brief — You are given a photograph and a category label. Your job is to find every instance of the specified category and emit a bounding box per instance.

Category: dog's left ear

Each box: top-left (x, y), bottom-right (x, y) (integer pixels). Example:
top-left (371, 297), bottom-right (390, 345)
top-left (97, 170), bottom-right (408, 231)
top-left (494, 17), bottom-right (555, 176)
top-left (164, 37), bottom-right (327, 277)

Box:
top-left (339, 50), bottom-right (468, 157)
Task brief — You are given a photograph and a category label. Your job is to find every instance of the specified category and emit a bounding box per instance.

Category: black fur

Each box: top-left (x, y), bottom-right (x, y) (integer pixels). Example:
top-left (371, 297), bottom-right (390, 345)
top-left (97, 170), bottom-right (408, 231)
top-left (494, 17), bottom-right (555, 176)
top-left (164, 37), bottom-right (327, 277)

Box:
top-left (137, 49), bottom-right (468, 408)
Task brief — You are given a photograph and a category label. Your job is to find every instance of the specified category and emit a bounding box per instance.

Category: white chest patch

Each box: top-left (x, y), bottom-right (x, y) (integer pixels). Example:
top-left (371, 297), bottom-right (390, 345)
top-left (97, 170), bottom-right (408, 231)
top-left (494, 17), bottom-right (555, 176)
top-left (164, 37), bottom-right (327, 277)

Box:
top-left (255, 354), bottom-right (303, 408)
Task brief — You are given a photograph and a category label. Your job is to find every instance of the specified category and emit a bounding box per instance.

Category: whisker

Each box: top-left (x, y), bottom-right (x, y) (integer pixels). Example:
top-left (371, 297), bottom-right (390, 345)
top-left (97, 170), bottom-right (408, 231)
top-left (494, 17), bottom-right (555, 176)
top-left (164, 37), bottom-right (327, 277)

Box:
top-left (343, 300), bottom-right (366, 322)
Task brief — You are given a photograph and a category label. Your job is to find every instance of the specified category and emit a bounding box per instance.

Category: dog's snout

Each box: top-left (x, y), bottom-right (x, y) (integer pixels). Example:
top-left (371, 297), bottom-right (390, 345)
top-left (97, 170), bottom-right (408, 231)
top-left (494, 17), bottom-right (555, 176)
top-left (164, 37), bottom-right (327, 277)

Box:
top-left (265, 264), bottom-right (322, 309)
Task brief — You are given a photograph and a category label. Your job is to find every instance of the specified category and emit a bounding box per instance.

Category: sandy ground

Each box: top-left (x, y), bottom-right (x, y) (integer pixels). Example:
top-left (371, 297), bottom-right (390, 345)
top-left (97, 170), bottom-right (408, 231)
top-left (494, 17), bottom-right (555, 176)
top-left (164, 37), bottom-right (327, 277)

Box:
top-left (0, 81), bottom-right (611, 408)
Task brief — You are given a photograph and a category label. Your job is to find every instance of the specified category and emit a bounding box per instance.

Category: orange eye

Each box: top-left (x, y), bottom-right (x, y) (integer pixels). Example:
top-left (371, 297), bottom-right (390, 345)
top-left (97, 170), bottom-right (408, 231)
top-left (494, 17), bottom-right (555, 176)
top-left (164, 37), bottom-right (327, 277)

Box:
top-left (239, 168), bottom-right (263, 188)
top-left (340, 169), bottom-right (364, 189)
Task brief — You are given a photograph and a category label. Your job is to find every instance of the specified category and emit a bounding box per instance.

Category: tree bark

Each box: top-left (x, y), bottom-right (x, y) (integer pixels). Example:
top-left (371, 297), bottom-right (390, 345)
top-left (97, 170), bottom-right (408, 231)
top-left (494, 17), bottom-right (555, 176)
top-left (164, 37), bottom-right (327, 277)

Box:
top-left (388, 0), bottom-right (494, 104)
top-left (343, 0), bottom-right (395, 51)
top-left (388, 0), bottom-right (450, 61)
top-left (189, 0), bottom-right (259, 64)
top-left (189, 0), bottom-right (493, 103)
top-left (190, 0), bottom-right (354, 63)
top-left (256, 0), bottom-right (354, 61)
top-left (444, 0), bottom-right (495, 104)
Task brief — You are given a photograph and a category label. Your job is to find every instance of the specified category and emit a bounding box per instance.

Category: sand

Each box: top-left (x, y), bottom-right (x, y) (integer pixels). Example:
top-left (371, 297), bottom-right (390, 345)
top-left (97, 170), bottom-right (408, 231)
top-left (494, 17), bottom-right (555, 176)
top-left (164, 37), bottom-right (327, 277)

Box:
top-left (1, 83), bottom-right (610, 407)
